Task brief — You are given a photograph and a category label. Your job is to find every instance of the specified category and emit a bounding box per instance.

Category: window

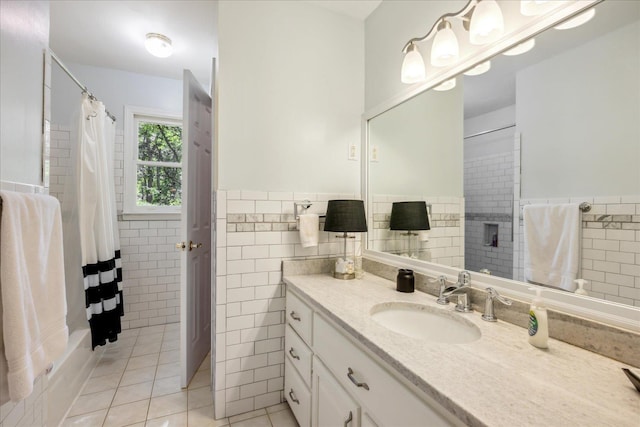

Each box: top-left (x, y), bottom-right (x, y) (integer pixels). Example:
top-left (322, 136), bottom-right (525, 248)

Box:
top-left (124, 106), bottom-right (182, 215)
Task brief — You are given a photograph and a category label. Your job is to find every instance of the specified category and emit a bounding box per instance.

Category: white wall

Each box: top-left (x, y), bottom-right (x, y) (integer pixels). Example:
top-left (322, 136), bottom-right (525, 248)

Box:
top-left (51, 62), bottom-right (183, 129)
top-left (369, 83), bottom-right (463, 197)
top-left (517, 20), bottom-right (640, 199)
top-left (364, 1), bottom-right (466, 111)
top-left (217, 0), bottom-right (364, 194)
top-left (0, 0), bottom-right (49, 186)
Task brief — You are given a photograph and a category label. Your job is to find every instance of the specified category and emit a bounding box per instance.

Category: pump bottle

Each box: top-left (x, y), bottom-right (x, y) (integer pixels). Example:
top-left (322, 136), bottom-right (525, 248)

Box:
top-left (528, 287), bottom-right (549, 349)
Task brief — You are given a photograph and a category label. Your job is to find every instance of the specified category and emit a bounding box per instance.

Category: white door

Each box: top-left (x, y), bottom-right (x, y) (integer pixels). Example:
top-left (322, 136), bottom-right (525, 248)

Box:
top-left (180, 69), bottom-right (212, 387)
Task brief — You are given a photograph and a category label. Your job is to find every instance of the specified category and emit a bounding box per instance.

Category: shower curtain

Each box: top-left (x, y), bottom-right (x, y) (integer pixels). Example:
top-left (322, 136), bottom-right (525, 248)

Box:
top-left (66, 93), bottom-right (124, 349)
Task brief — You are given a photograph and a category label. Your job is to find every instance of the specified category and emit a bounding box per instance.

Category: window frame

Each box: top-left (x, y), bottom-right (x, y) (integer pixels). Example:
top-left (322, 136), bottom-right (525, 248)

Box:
top-left (123, 105), bottom-right (183, 216)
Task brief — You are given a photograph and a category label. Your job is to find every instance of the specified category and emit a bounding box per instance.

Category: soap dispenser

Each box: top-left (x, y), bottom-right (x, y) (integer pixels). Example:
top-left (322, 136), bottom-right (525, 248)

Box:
top-left (574, 279), bottom-right (589, 296)
top-left (528, 287), bottom-right (549, 349)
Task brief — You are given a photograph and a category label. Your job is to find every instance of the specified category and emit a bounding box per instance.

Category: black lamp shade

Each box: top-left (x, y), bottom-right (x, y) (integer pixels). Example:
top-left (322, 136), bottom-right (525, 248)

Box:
top-left (389, 201), bottom-right (430, 231)
top-left (324, 200), bottom-right (368, 233)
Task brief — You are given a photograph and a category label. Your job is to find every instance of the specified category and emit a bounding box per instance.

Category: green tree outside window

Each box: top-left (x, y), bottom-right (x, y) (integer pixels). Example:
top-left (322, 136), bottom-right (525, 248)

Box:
top-left (136, 122), bottom-right (182, 207)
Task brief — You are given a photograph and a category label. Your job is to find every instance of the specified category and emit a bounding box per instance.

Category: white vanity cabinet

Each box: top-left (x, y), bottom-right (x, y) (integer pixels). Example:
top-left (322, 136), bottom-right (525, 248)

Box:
top-left (285, 288), bottom-right (457, 427)
top-left (284, 292), bottom-right (314, 426)
top-left (312, 356), bottom-right (360, 427)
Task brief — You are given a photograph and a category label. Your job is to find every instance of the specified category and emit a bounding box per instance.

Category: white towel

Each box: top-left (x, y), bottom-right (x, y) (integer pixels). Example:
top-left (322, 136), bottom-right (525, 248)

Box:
top-left (0, 191), bottom-right (68, 402)
top-left (523, 203), bottom-right (580, 291)
top-left (298, 214), bottom-right (319, 248)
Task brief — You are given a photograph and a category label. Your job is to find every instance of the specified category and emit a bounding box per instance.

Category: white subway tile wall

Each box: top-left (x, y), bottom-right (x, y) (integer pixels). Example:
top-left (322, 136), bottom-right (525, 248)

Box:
top-left (371, 194), bottom-right (465, 268)
top-left (464, 151), bottom-right (514, 278)
top-left (514, 197), bottom-right (640, 306)
top-left (49, 124), bottom-right (181, 330)
top-left (214, 190), bottom-right (358, 418)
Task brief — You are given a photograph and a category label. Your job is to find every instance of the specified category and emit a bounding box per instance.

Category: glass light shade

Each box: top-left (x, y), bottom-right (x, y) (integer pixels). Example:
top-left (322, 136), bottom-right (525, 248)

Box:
top-left (469, 0), bottom-right (505, 45)
top-left (431, 22), bottom-right (459, 67)
top-left (433, 78), bottom-right (456, 91)
top-left (464, 60), bottom-right (491, 76)
top-left (401, 43), bottom-right (426, 84)
top-left (503, 38), bottom-right (536, 56)
top-left (554, 8), bottom-right (595, 30)
top-left (520, 0), bottom-right (555, 16)
top-left (145, 33), bottom-right (173, 58)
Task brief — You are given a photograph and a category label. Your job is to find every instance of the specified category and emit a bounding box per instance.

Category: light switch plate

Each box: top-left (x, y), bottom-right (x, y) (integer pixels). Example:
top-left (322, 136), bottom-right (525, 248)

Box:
top-left (348, 143), bottom-right (358, 161)
top-left (371, 145), bottom-right (379, 162)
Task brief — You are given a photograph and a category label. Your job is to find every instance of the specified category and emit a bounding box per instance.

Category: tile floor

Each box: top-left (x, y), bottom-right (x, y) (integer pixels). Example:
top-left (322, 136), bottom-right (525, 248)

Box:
top-left (61, 324), bottom-right (297, 427)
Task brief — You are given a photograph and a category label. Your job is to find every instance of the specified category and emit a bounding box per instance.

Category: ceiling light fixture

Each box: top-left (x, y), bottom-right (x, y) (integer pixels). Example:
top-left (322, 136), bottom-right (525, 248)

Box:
top-left (145, 33), bottom-right (173, 58)
top-left (464, 60), bottom-right (491, 76)
top-left (554, 8), bottom-right (596, 30)
top-left (431, 20), bottom-right (459, 67)
top-left (503, 38), bottom-right (536, 56)
top-left (401, 42), bottom-right (426, 84)
top-left (433, 78), bottom-right (456, 92)
top-left (469, 0), bottom-right (505, 45)
top-left (520, 0), bottom-right (555, 16)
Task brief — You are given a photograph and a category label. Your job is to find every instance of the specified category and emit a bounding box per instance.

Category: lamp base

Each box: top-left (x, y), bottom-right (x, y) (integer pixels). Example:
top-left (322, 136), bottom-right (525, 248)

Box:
top-left (334, 272), bottom-right (355, 280)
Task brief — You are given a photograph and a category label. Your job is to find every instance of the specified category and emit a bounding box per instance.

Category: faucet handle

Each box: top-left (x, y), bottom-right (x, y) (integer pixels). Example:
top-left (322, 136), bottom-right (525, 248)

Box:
top-left (429, 276), bottom-right (450, 305)
top-left (481, 287), bottom-right (512, 322)
top-left (458, 270), bottom-right (471, 285)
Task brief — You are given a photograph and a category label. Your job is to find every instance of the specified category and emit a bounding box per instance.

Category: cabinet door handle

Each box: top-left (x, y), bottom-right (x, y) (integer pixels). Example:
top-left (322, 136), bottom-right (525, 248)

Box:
top-left (290, 311), bottom-right (301, 321)
top-left (289, 347), bottom-right (300, 360)
top-left (347, 367), bottom-right (370, 390)
top-left (344, 410), bottom-right (353, 427)
top-left (288, 388), bottom-right (299, 404)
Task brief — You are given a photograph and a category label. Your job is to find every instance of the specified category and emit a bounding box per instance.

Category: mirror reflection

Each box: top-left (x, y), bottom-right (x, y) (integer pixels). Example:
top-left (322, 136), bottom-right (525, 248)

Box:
top-left (368, 0), bottom-right (640, 307)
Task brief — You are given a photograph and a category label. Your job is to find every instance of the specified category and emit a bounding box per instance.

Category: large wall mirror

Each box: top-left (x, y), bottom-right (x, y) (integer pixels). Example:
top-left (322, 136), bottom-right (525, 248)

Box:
top-left (365, 0), bottom-right (639, 324)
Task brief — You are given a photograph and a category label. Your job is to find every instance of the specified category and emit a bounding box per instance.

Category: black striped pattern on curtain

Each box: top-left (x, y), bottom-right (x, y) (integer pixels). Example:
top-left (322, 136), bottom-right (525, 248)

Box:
top-left (83, 249), bottom-right (124, 349)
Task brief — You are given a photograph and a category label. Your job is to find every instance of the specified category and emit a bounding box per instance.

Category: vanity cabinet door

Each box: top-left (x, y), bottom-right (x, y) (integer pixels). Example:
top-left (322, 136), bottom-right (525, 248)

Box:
top-left (312, 356), bottom-right (360, 427)
top-left (313, 312), bottom-right (456, 427)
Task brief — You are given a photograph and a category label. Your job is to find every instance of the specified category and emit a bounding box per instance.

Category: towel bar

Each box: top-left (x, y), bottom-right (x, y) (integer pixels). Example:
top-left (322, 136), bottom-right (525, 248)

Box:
top-left (519, 201), bottom-right (591, 220)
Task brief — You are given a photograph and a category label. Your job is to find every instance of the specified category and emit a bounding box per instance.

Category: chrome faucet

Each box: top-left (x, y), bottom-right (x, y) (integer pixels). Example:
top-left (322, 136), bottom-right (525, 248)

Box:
top-left (481, 287), bottom-right (512, 322)
top-left (429, 275), bottom-right (450, 305)
top-left (441, 270), bottom-right (472, 313)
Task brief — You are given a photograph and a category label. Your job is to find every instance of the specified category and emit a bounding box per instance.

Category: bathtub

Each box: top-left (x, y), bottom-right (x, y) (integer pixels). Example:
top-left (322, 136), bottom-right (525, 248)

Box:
top-left (47, 328), bottom-right (103, 427)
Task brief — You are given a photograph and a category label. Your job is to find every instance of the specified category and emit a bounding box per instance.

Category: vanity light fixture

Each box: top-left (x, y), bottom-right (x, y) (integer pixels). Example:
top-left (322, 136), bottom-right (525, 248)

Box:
top-left (520, 0), bottom-right (555, 16)
top-left (503, 38), bottom-right (536, 56)
top-left (433, 78), bottom-right (456, 91)
top-left (431, 20), bottom-right (459, 67)
top-left (401, 42), bottom-right (426, 84)
top-left (400, 0), bottom-right (506, 84)
top-left (554, 8), bottom-right (596, 30)
top-left (464, 60), bottom-right (491, 76)
top-left (145, 33), bottom-right (173, 58)
top-left (469, 0), bottom-right (505, 45)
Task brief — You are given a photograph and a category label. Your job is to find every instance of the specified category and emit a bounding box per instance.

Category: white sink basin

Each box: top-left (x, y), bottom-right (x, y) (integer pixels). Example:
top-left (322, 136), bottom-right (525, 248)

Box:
top-left (370, 302), bottom-right (481, 344)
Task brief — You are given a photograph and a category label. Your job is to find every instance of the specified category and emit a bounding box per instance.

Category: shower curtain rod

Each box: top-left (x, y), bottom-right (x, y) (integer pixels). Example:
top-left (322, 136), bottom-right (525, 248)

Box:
top-left (464, 124), bottom-right (515, 140)
top-left (49, 49), bottom-right (116, 122)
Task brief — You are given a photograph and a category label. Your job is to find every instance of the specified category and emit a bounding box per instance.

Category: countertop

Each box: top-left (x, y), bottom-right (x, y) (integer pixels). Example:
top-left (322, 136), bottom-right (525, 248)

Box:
top-left (283, 273), bottom-right (640, 427)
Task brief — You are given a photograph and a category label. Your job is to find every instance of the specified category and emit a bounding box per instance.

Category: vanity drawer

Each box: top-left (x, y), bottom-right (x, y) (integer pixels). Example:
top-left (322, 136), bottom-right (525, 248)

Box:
top-left (313, 313), bottom-right (455, 427)
top-left (285, 357), bottom-right (311, 427)
top-left (285, 324), bottom-right (313, 387)
top-left (286, 290), bottom-right (313, 345)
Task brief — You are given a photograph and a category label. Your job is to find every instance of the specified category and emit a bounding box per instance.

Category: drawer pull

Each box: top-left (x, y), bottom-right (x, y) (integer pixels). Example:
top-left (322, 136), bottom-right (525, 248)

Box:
top-left (288, 388), bottom-right (300, 404)
top-left (344, 410), bottom-right (353, 427)
top-left (290, 311), bottom-right (301, 321)
top-left (289, 347), bottom-right (300, 360)
top-left (347, 367), bottom-right (370, 391)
